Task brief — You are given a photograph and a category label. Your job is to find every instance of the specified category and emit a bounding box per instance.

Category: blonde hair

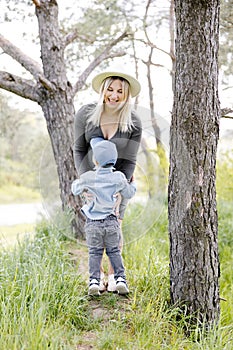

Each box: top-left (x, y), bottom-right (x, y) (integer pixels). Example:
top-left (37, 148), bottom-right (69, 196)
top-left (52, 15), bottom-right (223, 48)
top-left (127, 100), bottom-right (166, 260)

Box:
top-left (87, 77), bottom-right (133, 132)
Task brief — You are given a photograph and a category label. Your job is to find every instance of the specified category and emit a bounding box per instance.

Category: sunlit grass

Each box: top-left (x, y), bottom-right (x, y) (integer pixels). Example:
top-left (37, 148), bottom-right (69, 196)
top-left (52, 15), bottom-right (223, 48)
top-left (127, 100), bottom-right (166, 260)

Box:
top-left (0, 184), bottom-right (41, 204)
top-left (0, 221), bottom-right (90, 349)
top-left (0, 223), bottom-right (35, 247)
top-left (0, 201), bottom-right (232, 349)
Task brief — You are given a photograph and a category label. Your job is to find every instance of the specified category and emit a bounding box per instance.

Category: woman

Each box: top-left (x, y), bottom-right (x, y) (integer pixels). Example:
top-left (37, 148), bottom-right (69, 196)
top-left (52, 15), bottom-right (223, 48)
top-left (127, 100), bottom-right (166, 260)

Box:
top-left (73, 69), bottom-right (142, 292)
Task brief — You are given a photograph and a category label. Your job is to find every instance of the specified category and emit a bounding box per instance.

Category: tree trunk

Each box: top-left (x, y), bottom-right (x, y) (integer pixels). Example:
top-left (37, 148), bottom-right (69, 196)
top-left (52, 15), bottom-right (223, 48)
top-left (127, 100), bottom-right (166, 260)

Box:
top-left (40, 91), bottom-right (85, 238)
top-left (168, 0), bottom-right (220, 326)
top-left (35, 0), bottom-right (85, 238)
top-left (169, 0), bottom-right (175, 92)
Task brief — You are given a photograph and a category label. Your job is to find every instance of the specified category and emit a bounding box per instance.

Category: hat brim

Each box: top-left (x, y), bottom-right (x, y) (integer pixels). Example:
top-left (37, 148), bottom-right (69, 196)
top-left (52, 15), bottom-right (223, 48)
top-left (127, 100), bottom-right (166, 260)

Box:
top-left (92, 71), bottom-right (141, 98)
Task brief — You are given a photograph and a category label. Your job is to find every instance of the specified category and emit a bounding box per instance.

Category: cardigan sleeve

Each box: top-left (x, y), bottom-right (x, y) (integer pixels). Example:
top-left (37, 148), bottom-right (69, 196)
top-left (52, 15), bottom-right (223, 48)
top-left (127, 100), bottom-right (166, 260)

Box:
top-left (73, 105), bottom-right (91, 176)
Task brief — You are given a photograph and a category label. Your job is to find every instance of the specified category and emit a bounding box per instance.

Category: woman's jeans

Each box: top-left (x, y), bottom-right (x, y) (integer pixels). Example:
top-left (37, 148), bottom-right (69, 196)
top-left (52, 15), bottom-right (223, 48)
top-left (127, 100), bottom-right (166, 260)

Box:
top-left (85, 215), bottom-right (126, 282)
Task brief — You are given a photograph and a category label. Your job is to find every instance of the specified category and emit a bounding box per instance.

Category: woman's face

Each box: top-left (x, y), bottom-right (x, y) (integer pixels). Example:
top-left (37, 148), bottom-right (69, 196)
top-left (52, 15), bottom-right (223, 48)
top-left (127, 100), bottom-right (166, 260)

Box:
top-left (104, 79), bottom-right (125, 109)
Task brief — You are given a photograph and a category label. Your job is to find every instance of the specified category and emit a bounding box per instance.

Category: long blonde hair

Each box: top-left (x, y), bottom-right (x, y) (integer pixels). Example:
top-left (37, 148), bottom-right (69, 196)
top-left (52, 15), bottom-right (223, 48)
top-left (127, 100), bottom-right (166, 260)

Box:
top-left (87, 77), bottom-right (133, 132)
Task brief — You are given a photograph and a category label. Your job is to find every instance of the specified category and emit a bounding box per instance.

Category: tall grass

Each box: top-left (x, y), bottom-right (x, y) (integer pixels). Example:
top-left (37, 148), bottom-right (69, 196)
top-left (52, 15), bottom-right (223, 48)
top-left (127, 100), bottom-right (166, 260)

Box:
top-left (95, 200), bottom-right (233, 349)
top-left (0, 221), bottom-right (91, 349)
top-left (0, 200), bottom-right (233, 349)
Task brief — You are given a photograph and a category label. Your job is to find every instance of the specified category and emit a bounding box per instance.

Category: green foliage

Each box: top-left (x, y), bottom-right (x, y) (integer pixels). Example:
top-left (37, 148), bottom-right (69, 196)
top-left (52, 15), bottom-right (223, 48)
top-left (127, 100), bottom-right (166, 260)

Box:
top-left (157, 143), bottom-right (169, 179)
top-left (220, 0), bottom-right (233, 79)
top-left (94, 203), bottom-right (233, 349)
top-left (1, 201), bottom-right (233, 349)
top-left (79, 1), bottom-right (125, 40)
top-left (0, 93), bottom-right (48, 200)
top-left (0, 221), bottom-right (90, 349)
top-left (216, 149), bottom-right (233, 201)
top-left (0, 158), bottom-right (35, 188)
top-left (134, 144), bottom-right (168, 205)
top-left (0, 183), bottom-right (41, 204)
top-left (218, 200), bottom-right (233, 342)
top-left (63, 0), bottom-right (135, 74)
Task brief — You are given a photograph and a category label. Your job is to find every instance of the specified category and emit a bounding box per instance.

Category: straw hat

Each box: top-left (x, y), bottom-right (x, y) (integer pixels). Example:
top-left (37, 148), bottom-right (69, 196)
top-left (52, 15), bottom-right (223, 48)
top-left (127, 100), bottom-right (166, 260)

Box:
top-left (92, 70), bottom-right (141, 98)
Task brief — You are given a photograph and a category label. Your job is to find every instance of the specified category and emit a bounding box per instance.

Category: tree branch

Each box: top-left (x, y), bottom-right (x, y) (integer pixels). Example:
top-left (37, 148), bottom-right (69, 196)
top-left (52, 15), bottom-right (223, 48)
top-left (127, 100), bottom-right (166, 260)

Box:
top-left (141, 0), bottom-right (175, 61)
top-left (222, 86), bottom-right (233, 91)
top-left (137, 37), bottom-right (172, 58)
top-left (221, 115), bottom-right (233, 119)
top-left (142, 58), bottom-right (164, 69)
top-left (32, 0), bottom-right (41, 7)
top-left (0, 34), bottom-right (56, 92)
top-left (0, 34), bottom-right (43, 80)
top-left (0, 71), bottom-right (42, 103)
top-left (221, 108), bottom-right (233, 118)
top-left (63, 31), bottom-right (94, 47)
top-left (72, 32), bottom-right (128, 95)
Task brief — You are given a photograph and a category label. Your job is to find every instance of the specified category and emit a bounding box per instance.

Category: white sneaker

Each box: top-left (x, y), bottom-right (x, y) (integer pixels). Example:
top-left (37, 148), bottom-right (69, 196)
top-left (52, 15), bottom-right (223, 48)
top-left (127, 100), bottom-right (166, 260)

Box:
top-left (99, 272), bottom-right (106, 292)
top-left (88, 279), bottom-right (100, 296)
top-left (116, 277), bottom-right (129, 295)
top-left (107, 274), bottom-right (117, 292)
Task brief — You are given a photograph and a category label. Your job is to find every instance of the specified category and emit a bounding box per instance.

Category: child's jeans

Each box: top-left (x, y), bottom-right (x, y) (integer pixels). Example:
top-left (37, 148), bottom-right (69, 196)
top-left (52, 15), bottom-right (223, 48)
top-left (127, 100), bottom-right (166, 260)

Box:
top-left (85, 215), bottom-right (126, 282)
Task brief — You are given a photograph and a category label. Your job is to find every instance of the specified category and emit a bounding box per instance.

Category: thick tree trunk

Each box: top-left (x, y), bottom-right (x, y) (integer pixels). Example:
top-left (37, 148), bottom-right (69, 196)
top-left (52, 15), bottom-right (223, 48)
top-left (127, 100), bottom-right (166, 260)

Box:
top-left (35, 0), bottom-right (85, 238)
top-left (40, 91), bottom-right (85, 238)
top-left (168, 0), bottom-right (220, 326)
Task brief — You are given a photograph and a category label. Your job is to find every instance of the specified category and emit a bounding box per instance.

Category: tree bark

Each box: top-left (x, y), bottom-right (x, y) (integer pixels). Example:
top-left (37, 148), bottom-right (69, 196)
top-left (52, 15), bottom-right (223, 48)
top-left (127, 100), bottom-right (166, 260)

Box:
top-left (168, 0), bottom-right (220, 326)
top-left (34, 0), bottom-right (85, 238)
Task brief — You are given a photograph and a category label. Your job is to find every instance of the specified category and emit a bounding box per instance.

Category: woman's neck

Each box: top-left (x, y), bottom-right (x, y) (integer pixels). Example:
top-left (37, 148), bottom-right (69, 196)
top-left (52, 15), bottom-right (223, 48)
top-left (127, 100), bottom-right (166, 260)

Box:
top-left (102, 106), bottom-right (121, 123)
top-left (103, 104), bottom-right (120, 117)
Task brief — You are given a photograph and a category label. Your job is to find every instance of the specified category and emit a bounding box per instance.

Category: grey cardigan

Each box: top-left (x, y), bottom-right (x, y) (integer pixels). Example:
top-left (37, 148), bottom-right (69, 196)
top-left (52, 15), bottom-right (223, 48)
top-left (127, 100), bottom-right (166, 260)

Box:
top-left (73, 103), bottom-right (142, 181)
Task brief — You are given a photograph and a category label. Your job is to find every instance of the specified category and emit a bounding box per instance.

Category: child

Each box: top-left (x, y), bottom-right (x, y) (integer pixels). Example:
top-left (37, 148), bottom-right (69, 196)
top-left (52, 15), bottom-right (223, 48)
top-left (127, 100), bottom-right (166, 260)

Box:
top-left (71, 138), bottom-right (136, 296)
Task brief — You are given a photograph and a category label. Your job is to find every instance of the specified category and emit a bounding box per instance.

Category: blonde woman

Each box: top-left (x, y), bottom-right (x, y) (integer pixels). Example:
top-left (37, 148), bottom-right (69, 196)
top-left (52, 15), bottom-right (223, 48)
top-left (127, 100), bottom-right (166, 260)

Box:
top-left (74, 69), bottom-right (142, 292)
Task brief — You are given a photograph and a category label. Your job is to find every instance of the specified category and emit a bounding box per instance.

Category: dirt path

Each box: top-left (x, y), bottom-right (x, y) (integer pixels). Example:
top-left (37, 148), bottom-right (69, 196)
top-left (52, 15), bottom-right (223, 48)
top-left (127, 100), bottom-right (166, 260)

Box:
top-left (69, 246), bottom-right (131, 349)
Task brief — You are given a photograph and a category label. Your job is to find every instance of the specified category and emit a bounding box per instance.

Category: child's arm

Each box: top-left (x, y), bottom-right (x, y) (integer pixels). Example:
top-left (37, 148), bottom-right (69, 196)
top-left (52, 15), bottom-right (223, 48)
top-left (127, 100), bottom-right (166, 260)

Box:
top-left (71, 179), bottom-right (83, 195)
top-left (71, 172), bottom-right (94, 205)
top-left (119, 177), bottom-right (137, 199)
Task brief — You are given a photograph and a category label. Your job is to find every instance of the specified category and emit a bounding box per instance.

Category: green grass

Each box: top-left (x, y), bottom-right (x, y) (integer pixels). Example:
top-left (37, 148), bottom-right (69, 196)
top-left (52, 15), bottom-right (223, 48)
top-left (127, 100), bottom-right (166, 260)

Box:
top-left (0, 223), bottom-right (35, 246)
top-left (0, 184), bottom-right (41, 204)
top-left (0, 202), bottom-right (232, 349)
top-left (0, 222), bottom-right (91, 349)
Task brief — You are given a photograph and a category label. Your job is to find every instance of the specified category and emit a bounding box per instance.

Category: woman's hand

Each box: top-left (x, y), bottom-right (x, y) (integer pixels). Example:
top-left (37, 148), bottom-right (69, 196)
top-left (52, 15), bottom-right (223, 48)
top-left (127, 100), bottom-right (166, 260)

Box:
top-left (81, 190), bottom-right (94, 204)
top-left (113, 192), bottom-right (122, 217)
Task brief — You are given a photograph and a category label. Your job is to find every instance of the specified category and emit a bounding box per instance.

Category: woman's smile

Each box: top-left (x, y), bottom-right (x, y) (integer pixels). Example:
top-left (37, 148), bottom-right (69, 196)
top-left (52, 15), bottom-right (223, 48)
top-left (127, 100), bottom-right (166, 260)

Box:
top-left (104, 79), bottom-right (124, 108)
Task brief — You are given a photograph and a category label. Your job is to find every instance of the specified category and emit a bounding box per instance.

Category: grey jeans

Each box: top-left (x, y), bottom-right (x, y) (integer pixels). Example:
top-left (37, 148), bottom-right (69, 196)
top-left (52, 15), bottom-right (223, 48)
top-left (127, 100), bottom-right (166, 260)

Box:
top-left (85, 215), bottom-right (126, 282)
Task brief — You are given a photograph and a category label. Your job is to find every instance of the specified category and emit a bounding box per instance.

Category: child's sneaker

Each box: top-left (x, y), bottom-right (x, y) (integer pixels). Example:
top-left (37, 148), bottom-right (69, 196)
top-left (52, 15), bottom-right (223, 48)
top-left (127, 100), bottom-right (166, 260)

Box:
top-left (88, 279), bottom-right (100, 296)
top-left (99, 272), bottom-right (106, 292)
top-left (116, 277), bottom-right (129, 295)
top-left (107, 274), bottom-right (117, 292)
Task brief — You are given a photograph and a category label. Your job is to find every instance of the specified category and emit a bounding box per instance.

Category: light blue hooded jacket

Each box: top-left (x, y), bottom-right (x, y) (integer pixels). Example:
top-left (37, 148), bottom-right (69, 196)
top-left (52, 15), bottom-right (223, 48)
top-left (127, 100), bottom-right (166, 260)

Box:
top-left (71, 166), bottom-right (136, 220)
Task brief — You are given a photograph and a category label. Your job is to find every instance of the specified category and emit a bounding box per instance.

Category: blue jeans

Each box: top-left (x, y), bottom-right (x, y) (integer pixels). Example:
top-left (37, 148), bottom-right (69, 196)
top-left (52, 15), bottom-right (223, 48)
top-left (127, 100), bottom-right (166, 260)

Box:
top-left (85, 215), bottom-right (126, 282)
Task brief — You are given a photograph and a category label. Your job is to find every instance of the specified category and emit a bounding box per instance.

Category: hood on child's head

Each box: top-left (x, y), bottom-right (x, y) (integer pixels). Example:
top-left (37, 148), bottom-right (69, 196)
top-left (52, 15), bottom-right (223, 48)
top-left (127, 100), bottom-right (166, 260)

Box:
top-left (91, 138), bottom-right (117, 167)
